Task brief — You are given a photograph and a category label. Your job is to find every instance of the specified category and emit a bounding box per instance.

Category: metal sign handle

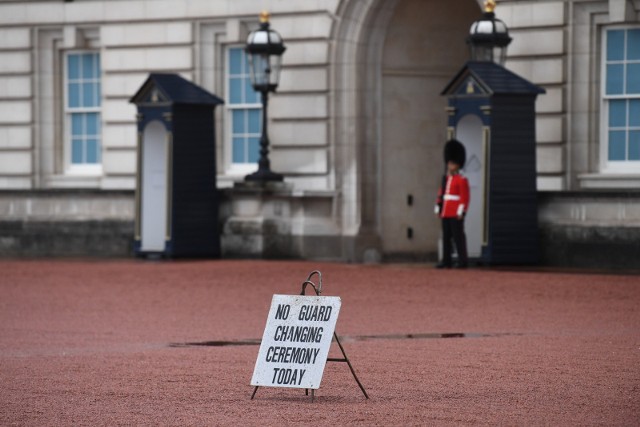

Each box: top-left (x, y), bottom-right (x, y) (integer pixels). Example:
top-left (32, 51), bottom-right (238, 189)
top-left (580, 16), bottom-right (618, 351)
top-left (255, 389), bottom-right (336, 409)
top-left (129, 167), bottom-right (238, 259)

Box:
top-left (300, 270), bottom-right (323, 295)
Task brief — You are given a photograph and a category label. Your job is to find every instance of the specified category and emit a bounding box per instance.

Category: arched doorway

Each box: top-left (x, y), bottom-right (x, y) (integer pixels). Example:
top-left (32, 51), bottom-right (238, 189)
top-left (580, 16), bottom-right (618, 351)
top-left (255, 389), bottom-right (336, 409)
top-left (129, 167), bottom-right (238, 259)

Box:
top-left (140, 120), bottom-right (169, 252)
top-left (379, 0), bottom-right (479, 260)
top-left (331, 0), bottom-right (481, 261)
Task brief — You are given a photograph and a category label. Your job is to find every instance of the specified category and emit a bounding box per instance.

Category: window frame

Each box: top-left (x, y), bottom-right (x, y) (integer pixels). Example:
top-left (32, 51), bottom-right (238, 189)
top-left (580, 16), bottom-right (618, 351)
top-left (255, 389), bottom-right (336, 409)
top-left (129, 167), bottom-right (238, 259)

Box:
top-left (224, 45), bottom-right (262, 176)
top-left (63, 49), bottom-right (103, 176)
top-left (600, 26), bottom-right (640, 174)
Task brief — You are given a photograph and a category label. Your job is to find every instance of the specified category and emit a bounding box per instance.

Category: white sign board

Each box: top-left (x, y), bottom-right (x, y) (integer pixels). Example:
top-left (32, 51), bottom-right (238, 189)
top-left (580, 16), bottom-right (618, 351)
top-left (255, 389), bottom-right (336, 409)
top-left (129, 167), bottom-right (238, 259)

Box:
top-left (251, 294), bottom-right (341, 390)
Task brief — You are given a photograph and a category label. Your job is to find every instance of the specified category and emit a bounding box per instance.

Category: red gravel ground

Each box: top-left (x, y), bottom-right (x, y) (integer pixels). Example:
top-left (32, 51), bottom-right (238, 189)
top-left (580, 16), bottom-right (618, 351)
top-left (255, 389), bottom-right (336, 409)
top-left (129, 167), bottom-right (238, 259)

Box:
top-left (1, 260), bottom-right (639, 426)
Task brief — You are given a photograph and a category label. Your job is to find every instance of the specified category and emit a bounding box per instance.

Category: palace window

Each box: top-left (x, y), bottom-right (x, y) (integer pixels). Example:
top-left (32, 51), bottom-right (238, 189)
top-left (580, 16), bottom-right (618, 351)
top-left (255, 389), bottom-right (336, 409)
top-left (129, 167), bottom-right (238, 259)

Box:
top-left (65, 51), bottom-right (101, 170)
top-left (226, 47), bottom-right (261, 168)
top-left (602, 28), bottom-right (640, 171)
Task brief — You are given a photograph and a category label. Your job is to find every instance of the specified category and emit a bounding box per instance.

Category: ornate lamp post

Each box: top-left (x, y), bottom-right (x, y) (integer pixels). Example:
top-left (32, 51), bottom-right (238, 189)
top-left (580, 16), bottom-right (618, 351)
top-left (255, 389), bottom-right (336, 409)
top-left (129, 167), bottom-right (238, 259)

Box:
top-left (244, 11), bottom-right (286, 182)
top-left (467, 0), bottom-right (512, 65)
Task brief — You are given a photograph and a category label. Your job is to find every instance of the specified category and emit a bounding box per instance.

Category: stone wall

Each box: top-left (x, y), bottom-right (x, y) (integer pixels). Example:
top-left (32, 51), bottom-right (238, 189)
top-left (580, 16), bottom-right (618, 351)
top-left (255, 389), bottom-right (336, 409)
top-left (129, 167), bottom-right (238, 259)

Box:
top-left (0, 190), bottom-right (135, 257)
top-left (539, 191), bottom-right (640, 269)
top-left (2, 190), bottom-right (638, 271)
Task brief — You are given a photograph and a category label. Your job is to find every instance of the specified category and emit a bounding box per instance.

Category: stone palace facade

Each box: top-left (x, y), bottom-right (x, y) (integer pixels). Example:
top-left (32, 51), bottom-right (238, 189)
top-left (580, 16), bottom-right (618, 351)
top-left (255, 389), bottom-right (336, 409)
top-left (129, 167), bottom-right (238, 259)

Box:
top-left (0, 0), bottom-right (638, 268)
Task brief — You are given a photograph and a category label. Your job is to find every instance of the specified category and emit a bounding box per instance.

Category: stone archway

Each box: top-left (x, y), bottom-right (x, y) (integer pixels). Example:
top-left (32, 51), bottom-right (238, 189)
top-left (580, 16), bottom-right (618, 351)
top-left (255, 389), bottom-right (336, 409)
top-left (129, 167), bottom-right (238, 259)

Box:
top-left (332, 0), bottom-right (480, 261)
top-left (379, 0), bottom-right (479, 260)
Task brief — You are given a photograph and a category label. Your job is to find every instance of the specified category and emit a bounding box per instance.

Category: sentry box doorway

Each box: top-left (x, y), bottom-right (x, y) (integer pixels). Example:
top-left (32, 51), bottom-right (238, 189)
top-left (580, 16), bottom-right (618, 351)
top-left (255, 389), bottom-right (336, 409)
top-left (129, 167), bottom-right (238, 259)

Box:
top-left (130, 74), bottom-right (224, 258)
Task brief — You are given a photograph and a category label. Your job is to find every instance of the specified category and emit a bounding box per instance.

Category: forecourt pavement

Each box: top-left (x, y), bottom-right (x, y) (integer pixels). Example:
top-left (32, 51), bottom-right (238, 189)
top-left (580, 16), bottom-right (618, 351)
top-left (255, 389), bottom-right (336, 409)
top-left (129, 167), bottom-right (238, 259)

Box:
top-left (1, 260), bottom-right (638, 425)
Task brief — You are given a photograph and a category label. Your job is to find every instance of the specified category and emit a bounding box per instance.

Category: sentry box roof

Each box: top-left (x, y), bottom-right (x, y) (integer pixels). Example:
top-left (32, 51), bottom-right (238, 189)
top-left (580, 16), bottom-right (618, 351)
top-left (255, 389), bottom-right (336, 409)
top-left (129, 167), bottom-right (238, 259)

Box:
top-left (130, 73), bottom-right (224, 106)
top-left (441, 61), bottom-right (545, 97)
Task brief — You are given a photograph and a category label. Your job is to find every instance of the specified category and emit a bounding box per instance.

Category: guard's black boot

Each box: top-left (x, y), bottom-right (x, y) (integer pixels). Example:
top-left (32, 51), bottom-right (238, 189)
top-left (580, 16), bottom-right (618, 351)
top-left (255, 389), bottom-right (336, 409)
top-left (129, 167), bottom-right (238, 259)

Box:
top-left (436, 263), bottom-right (451, 269)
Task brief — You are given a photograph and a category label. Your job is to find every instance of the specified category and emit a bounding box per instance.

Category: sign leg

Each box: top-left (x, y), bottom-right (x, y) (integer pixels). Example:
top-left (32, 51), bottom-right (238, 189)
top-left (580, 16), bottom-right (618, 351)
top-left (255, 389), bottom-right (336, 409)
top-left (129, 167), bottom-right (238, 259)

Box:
top-left (251, 386), bottom-right (259, 400)
top-left (334, 333), bottom-right (370, 399)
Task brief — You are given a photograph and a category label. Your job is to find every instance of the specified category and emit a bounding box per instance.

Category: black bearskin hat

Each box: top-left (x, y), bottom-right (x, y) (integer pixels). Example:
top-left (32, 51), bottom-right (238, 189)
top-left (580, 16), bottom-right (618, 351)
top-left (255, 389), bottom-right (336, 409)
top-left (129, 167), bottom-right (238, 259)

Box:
top-left (444, 139), bottom-right (466, 168)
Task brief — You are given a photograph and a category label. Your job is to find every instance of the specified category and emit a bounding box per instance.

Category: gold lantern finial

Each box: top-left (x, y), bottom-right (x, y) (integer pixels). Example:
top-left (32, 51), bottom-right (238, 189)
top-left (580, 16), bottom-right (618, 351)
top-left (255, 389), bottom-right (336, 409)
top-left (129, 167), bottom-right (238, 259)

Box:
top-left (259, 10), bottom-right (270, 23)
top-left (484, 0), bottom-right (496, 13)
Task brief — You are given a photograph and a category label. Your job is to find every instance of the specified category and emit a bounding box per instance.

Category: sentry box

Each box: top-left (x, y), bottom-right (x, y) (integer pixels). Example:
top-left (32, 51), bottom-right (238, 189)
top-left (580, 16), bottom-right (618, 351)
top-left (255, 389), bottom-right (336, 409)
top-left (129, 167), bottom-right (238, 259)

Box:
top-left (130, 74), bottom-right (223, 258)
top-left (441, 61), bottom-right (545, 265)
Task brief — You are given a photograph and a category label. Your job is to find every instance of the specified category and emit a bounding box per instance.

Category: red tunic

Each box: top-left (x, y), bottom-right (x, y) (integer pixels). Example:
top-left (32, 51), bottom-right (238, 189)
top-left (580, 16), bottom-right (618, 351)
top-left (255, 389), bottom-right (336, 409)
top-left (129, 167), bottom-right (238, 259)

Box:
top-left (435, 174), bottom-right (470, 218)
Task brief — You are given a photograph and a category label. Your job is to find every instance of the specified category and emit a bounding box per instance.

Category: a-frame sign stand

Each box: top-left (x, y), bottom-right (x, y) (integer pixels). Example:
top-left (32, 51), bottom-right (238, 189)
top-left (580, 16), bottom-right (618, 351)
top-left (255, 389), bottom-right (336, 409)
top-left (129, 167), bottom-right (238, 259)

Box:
top-left (250, 271), bottom-right (369, 402)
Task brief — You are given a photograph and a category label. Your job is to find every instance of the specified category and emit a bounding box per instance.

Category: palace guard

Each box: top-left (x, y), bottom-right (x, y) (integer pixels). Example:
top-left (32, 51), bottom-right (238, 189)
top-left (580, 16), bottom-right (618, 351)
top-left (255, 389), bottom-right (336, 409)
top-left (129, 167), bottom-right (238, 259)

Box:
top-left (435, 139), bottom-right (470, 269)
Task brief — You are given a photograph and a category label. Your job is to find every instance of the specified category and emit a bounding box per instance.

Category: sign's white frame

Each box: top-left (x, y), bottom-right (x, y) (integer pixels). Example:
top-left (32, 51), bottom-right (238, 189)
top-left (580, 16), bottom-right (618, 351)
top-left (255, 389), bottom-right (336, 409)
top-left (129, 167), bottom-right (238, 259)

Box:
top-left (251, 294), bottom-right (341, 390)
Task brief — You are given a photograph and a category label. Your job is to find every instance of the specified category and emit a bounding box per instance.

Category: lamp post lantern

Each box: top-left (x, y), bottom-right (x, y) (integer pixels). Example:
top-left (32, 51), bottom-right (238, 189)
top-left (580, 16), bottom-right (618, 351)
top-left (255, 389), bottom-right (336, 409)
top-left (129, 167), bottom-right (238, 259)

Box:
top-left (467, 0), bottom-right (512, 65)
top-left (244, 11), bottom-right (286, 182)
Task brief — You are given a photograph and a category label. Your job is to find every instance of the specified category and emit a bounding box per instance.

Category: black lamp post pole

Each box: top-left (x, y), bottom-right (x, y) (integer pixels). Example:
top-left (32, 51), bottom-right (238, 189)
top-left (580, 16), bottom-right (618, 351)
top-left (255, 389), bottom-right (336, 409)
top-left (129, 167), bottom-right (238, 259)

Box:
top-left (259, 89), bottom-right (270, 173)
top-left (246, 88), bottom-right (283, 182)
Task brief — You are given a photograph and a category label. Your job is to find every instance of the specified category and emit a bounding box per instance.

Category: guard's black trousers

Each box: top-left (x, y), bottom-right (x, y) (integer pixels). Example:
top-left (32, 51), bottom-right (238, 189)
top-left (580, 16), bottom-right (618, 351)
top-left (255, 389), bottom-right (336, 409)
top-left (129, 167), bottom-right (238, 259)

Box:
top-left (441, 217), bottom-right (468, 267)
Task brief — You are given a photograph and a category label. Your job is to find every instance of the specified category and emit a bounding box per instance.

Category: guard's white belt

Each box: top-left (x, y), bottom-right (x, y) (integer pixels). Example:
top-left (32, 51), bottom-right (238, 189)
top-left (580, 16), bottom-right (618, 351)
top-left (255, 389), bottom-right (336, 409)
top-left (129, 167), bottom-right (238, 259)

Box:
top-left (443, 195), bottom-right (461, 201)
